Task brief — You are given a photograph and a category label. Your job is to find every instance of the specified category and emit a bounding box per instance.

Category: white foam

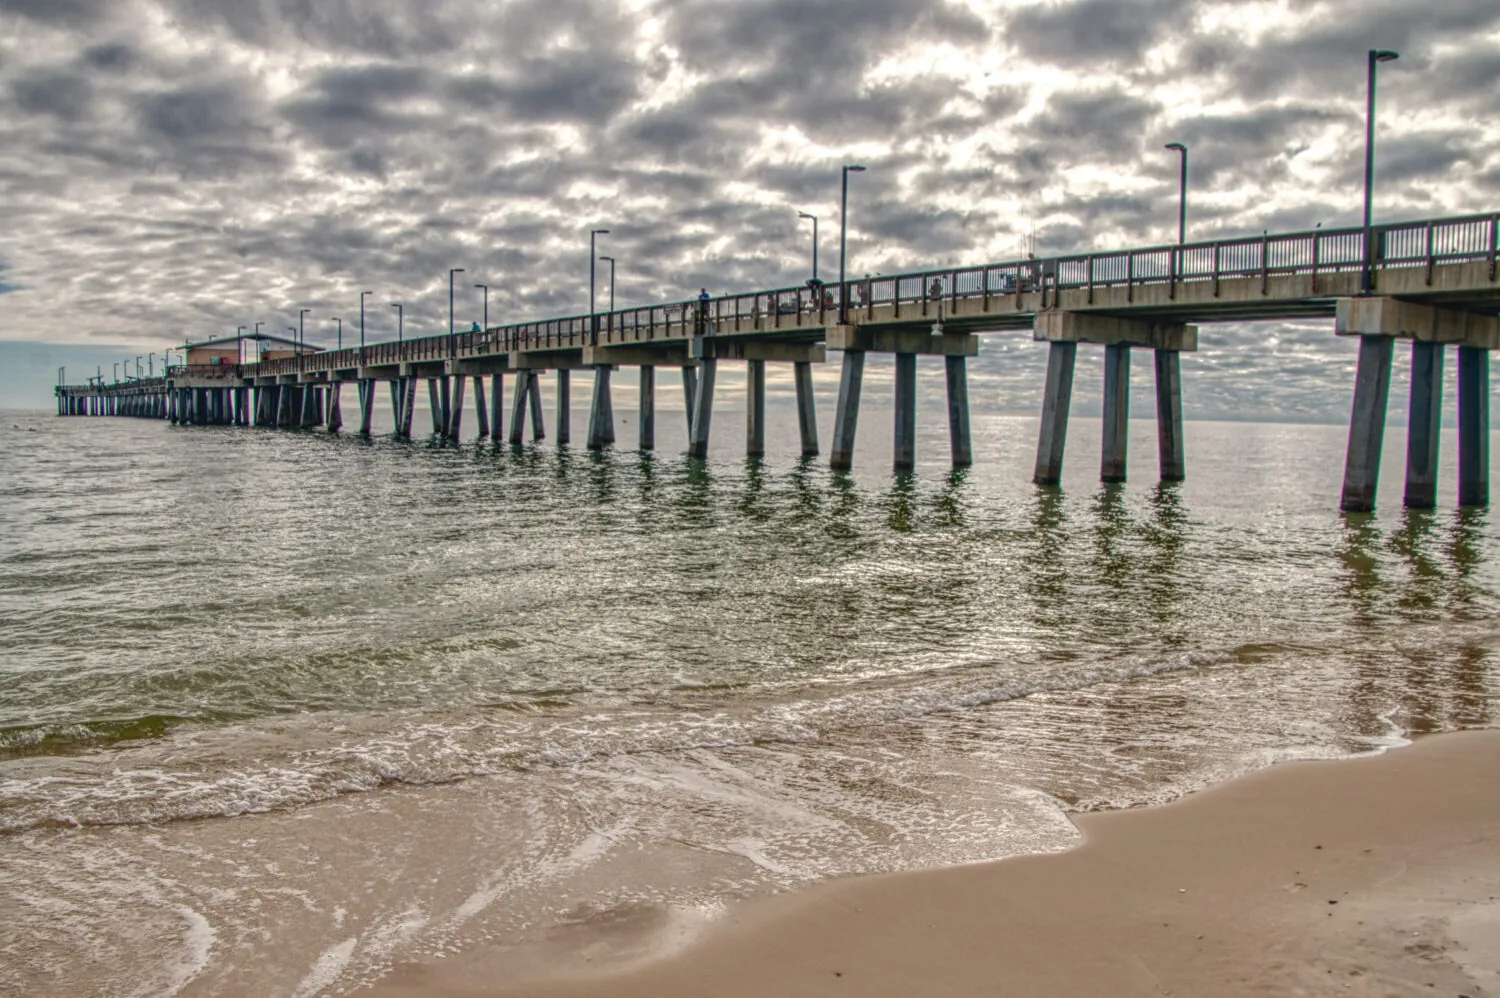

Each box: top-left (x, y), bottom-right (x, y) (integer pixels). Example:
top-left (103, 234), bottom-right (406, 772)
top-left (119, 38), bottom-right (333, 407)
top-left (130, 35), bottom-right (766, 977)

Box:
top-left (291, 937), bottom-right (356, 998)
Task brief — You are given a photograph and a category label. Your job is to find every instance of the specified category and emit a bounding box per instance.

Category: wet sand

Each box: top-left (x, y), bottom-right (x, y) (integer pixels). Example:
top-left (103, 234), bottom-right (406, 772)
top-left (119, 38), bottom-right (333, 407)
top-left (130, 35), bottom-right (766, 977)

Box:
top-left (362, 730), bottom-right (1500, 997)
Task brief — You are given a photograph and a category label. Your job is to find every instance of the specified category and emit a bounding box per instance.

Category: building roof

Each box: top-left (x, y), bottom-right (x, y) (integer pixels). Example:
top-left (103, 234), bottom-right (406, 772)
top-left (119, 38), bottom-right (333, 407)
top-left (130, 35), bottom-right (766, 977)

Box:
top-left (183, 332), bottom-right (313, 351)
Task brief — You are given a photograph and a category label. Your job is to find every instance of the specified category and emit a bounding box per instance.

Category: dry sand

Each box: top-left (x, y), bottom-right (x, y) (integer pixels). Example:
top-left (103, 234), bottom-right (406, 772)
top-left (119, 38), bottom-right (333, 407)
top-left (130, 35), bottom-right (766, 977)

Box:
top-left (363, 730), bottom-right (1500, 997)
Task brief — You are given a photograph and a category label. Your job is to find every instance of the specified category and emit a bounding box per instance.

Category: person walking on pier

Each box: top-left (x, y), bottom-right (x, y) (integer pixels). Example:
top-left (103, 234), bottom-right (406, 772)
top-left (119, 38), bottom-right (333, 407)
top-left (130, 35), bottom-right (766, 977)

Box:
top-left (697, 288), bottom-right (710, 336)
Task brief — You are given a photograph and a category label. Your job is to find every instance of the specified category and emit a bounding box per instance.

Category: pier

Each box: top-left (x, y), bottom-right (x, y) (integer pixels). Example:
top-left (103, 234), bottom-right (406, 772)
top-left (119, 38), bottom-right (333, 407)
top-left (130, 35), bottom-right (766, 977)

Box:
top-left (56, 211), bottom-right (1500, 512)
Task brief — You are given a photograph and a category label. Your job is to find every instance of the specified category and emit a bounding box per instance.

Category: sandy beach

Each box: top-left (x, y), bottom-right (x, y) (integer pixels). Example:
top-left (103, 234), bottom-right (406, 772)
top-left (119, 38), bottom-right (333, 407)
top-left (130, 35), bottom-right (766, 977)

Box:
top-left (361, 730), bottom-right (1500, 997)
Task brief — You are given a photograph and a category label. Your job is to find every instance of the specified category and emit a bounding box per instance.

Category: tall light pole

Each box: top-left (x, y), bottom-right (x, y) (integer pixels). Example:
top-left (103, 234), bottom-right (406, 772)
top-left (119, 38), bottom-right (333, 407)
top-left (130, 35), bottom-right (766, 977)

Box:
top-left (333, 317), bottom-right (342, 350)
top-left (598, 256), bottom-right (616, 311)
top-left (236, 326), bottom-right (247, 365)
top-left (589, 228), bottom-right (609, 346)
top-left (474, 283), bottom-right (488, 331)
top-left (359, 290), bottom-right (372, 352)
top-left (838, 165), bottom-right (866, 324)
top-left (798, 211), bottom-right (819, 281)
top-left (135, 356), bottom-right (143, 380)
top-left (299, 309), bottom-right (310, 372)
top-left (449, 268), bottom-right (464, 355)
top-left (1363, 48), bottom-right (1399, 293)
top-left (391, 302), bottom-right (403, 344)
top-left (1164, 143), bottom-right (1188, 245)
top-left (113, 362), bottom-right (119, 383)
top-left (148, 353), bottom-right (157, 377)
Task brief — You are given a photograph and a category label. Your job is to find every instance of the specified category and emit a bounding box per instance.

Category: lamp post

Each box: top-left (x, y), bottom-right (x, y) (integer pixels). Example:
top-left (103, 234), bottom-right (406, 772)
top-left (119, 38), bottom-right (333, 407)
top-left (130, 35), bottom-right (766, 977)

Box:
top-left (135, 356), bottom-right (143, 380)
top-left (589, 228), bottom-right (608, 346)
top-left (254, 321), bottom-right (264, 362)
top-left (474, 283), bottom-right (488, 331)
top-left (149, 353), bottom-right (157, 377)
top-left (449, 268), bottom-right (464, 356)
top-left (113, 362), bottom-right (119, 383)
top-left (1164, 143), bottom-right (1188, 244)
top-left (391, 302), bottom-right (403, 345)
top-left (359, 290), bottom-right (372, 354)
top-left (798, 211), bottom-right (819, 281)
top-left (838, 165), bottom-right (866, 324)
top-left (332, 317), bottom-right (342, 350)
top-left (1363, 49), bottom-right (1400, 293)
top-left (598, 256), bottom-right (616, 310)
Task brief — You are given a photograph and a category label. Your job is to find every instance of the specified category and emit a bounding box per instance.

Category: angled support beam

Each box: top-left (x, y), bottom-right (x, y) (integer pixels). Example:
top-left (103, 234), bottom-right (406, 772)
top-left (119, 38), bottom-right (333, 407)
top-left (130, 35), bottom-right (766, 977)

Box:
top-left (1033, 341), bottom-right (1077, 486)
top-left (682, 366), bottom-right (698, 436)
top-left (527, 370), bottom-right (546, 442)
top-left (1340, 335), bottom-right (1395, 513)
top-left (400, 378), bottom-right (417, 437)
top-left (830, 350), bottom-right (865, 472)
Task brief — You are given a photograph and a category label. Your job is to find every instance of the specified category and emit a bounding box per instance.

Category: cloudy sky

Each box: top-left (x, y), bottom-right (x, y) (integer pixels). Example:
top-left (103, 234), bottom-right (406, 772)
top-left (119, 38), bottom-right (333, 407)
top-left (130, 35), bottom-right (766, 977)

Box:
top-left (1, 0), bottom-right (1497, 415)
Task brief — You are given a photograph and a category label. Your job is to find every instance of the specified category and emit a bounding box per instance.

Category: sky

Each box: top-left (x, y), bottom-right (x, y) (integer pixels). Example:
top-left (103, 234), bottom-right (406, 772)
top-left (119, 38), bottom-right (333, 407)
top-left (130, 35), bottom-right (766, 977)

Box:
top-left (1, 0), bottom-right (1497, 415)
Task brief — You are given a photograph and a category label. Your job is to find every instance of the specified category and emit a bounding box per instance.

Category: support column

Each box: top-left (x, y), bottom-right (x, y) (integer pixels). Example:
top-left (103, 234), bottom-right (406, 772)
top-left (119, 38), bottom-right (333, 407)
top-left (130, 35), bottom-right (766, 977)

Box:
top-left (527, 370), bottom-right (546, 441)
top-left (794, 360), bottom-right (819, 458)
top-left (1459, 346), bottom-right (1490, 507)
top-left (1403, 341), bottom-right (1443, 509)
top-left (1154, 349), bottom-right (1185, 482)
top-left (587, 366), bottom-right (614, 450)
top-left (449, 374), bottom-right (466, 440)
top-left (1340, 335), bottom-right (1395, 513)
top-left (490, 374), bottom-right (503, 442)
top-left (198, 389), bottom-right (210, 426)
top-left (556, 370), bottom-right (571, 445)
top-left (509, 371), bottom-right (530, 445)
top-left (945, 355), bottom-right (972, 467)
top-left (746, 359), bottom-right (766, 458)
top-left (428, 379), bottom-right (442, 435)
top-left (473, 376), bottom-right (489, 439)
top-left (390, 380), bottom-right (403, 435)
top-left (401, 378), bottom-right (418, 437)
top-left (894, 353), bottom-right (917, 470)
top-left (1101, 344), bottom-right (1130, 483)
top-left (327, 383), bottom-right (343, 433)
top-left (639, 365), bottom-right (656, 451)
top-left (360, 380), bottom-right (376, 435)
top-left (1033, 341), bottom-right (1077, 486)
top-left (829, 350), bottom-right (865, 472)
top-left (682, 366), bottom-right (698, 435)
top-left (687, 359), bottom-right (717, 459)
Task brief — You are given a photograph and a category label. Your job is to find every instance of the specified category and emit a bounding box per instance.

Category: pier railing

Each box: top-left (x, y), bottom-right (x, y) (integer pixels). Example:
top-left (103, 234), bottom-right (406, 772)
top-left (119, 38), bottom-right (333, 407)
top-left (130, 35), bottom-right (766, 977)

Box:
top-left (225, 211), bottom-right (1500, 378)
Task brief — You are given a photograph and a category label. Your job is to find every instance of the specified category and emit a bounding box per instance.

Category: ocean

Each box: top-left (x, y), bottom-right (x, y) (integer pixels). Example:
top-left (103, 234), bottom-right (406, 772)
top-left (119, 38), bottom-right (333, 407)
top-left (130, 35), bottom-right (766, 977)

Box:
top-left (2, 392), bottom-right (1496, 996)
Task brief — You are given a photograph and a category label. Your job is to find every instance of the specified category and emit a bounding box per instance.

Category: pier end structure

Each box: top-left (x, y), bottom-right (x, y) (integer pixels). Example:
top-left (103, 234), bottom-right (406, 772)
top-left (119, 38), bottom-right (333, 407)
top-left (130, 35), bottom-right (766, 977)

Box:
top-left (1031, 312), bottom-right (1198, 486)
top-left (1335, 297), bottom-right (1498, 512)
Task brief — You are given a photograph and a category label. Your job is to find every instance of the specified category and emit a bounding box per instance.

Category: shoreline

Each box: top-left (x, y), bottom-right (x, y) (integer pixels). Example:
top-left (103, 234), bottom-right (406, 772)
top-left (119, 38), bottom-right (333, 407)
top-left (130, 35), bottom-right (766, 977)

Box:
top-left (361, 729), bottom-right (1500, 997)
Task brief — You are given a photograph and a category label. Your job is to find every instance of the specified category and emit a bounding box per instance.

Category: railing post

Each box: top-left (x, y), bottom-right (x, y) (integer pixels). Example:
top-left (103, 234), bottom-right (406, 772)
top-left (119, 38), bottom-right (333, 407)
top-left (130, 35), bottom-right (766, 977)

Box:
top-left (1490, 214), bottom-right (1498, 282)
top-left (1261, 234), bottom-right (1270, 295)
top-left (1425, 221), bottom-right (1435, 286)
top-left (1126, 252), bottom-right (1134, 303)
top-left (1311, 230), bottom-right (1321, 294)
top-left (1212, 242), bottom-right (1221, 297)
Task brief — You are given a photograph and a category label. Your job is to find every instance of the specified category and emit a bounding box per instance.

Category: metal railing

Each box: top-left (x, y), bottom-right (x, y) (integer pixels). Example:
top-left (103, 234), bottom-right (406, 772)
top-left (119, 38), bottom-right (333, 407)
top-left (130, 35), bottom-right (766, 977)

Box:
top-left (220, 211), bottom-right (1499, 379)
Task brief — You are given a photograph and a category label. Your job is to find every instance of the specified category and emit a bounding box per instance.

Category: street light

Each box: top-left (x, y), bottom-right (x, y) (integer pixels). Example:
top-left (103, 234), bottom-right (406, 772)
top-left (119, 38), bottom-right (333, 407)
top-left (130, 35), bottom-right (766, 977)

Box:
top-left (1363, 48), bottom-right (1400, 293)
top-left (838, 165), bottom-right (866, 324)
top-left (1164, 143), bottom-right (1188, 245)
top-left (598, 256), bottom-right (616, 311)
top-left (798, 211), bottom-right (819, 281)
top-left (474, 283), bottom-right (488, 331)
top-left (333, 317), bottom-right (342, 350)
top-left (359, 290), bottom-right (373, 352)
top-left (254, 321), bottom-right (264, 362)
top-left (113, 362), bottom-right (119, 383)
top-left (391, 302), bottom-right (403, 344)
top-left (589, 228), bottom-right (608, 346)
top-left (135, 355), bottom-right (143, 380)
top-left (449, 268), bottom-right (464, 355)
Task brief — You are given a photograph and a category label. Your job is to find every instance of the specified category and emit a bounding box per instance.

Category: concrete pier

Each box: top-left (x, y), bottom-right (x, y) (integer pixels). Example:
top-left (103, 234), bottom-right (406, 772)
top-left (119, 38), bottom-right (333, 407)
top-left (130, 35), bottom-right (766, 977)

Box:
top-left (360, 380), bottom-right (375, 434)
top-left (682, 366), bottom-right (698, 435)
top-left (509, 371), bottom-right (529, 445)
top-left (1339, 335), bottom-right (1395, 513)
top-left (427, 379), bottom-right (441, 435)
top-left (473, 376), bottom-right (489, 439)
top-left (449, 374), bottom-right (466, 439)
top-left (639, 366), bottom-right (655, 450)
top-left (829, 350), bottom-right (865, 472)
top-left (945, 355), bottom-right (972, 467)
top-left (746, 359), bottom-right (766, 458)
top-left (1033, 341), bottom-right (1077, 485)
top-left (893, 353), bottom-right (917, 470)
top-left (794, 361), bottom-right (818, 458)
top-left (556, 370), bottom-right (571, 446)
top-left (1403, 341), bottom-right (1444, 509)
top-left (490, 374), bottom-right (503, 442)
top-left (1154, 349), bottom-right (1185, 482)
top-left (327, 383), bottom-right (343, 433)
top-left (389, 381), bottom-right (403, 434)
top-left (688, 359), bottom-right (716, 459)
top-left (1101, 344), bottom-right (1130, 483)
top-left (1459, 346), bottom-right (1490, 507)
top-left (587, 366), bottom-right (615, 450)
top-left (527, 370), bottom-right (546, 441)
top-left (400, 378), bottom-right (417, 437)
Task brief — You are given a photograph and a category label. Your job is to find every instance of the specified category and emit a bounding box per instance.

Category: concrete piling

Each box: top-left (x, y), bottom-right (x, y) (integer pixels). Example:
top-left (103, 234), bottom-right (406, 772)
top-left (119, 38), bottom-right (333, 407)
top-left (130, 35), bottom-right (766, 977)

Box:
top-left (829, 350), bottom-right (865, 472)
top-left (1340, 335), bottom-right (1395, 513)
top-left (490, 374), bottom-right (504, 442)
top-left (450, 374), bottom-right (466, 440)
top-left (359, 380), bottom-right (375, 434)
top-left (401, 378), bottom-right (417, 437)
top-left (1403, 341), bottom-right (1444, 509)
top-left (639, 365), bottom-right (656, 450)
top-left (587, 366), bottom-right (615, 450)
top-left (428, 380), bottom-right (442, 435)
top-left (473, 376), bottom-right (489, 439)
top-left (688, 359), bottom-right (716, 459)
top-left (327, 384), bottom-right (343, 433)
top-left (556, 370), bottom-right (571, 446)
top-left (894, 353), bottom-right (917, 470)
top-left (682, 366), bottom-right (698, 436)
top-left (1459, 346), bottom-right (1490, 507)
top-left (794, 361), bottom-right (819, 458)
top-left (1101, 344), bottom-right (1131, 483)
top-left (1154, 349), bottom-right (1185, 482)
top-left (945, 355), bottom-right (972, 467)
top-left (746, 359), bottom-right (766, 458)
top-left (528, 371), bottom-right (546, 441)
top-left (1033, 341), bottom-right (1077, 486)
top-left (509, 371), bottom-right (530, 445)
